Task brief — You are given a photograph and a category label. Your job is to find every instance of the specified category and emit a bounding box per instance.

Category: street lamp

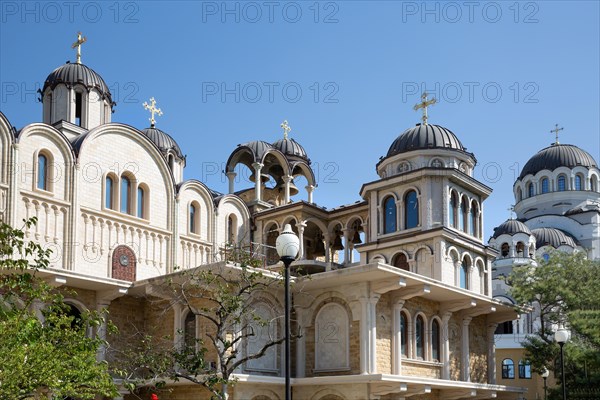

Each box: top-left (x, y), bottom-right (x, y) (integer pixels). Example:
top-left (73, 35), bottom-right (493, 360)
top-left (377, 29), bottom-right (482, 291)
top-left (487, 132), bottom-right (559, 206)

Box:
top-left (275, 224), bottom-right (299, 400)
top-left (554, 327), bottom-right (569, 400)
top-left (540, 367), bottom-right (550, 400)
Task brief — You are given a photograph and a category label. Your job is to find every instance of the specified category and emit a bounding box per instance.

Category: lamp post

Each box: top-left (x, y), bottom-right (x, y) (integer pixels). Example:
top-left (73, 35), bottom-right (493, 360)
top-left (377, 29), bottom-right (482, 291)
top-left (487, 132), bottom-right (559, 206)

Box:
top-left (275, 224), bottom-right (300, 400)
top-left (541, 367), bottom-right (549, 400)
top-left (554, 327), bottom-right (569, 400)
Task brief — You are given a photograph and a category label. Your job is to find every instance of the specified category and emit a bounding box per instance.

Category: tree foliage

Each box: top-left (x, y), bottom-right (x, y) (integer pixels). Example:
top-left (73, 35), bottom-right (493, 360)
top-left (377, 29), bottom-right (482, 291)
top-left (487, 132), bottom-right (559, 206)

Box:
top-left (0, 218), bottom-right (118, 399)
top-left (116, 247), bottom-right (292, 400)
top-left (508, 251), bottom-right (600, 397)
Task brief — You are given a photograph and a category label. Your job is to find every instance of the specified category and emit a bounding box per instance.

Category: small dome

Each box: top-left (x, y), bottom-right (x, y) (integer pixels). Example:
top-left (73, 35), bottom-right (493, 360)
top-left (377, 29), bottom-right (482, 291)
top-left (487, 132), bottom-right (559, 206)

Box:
top-left (519, 144), bottom-right (598, 179)
top-left (272, 138), bottom-right (309, 161)
top-left (238, 140), bottom-right (273, 162)
top-left (43, 62), bottom-right (113, 104)
top-left (492, 219), bottom-right (532, 239)
top-left (386, 123), bottom-right (466, 158)
top-left (141, 127), bottom-right (184, 159)
top-left (531, 227), bottom-right (577, 249)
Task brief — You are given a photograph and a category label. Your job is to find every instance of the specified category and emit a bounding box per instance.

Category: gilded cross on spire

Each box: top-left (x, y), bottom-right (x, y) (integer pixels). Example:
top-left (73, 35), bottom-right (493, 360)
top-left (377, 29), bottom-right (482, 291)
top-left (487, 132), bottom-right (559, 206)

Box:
top-left (71, 32), bottom-right (87, 64)
top-left (281, 120), bottom-right (291, 140)
top-left (550, 123), bottom-right (564, 145)
top-left (143, 97), bottom-right (163, 127)
top-left (508, 205), bottom-right (515, 219)
top-left (413, 92), bottom-right (437, 125)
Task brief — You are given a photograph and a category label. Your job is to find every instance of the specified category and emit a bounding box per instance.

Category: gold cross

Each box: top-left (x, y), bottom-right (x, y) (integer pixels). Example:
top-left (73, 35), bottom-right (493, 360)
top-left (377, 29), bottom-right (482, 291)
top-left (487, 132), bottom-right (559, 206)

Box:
top-left (71, 32), bottom-right (87, 64)
top-left (550, 124), bottom-right (564, 144)
top-left (281, 120), bottom-right (291, 139)
top-left (143, 97), bottom-right (163, 127)
top-left (413, 92), bottom-right (437, 125)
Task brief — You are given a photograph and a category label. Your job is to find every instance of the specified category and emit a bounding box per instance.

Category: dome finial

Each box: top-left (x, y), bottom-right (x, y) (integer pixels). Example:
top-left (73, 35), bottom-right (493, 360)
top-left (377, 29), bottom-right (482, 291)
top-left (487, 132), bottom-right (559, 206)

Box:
top-left (71, 32), bottom-right (87, 64)
top-left (550, 123), bottom-right (564, 145)
top-left (413, 92), bottom-right (437, 125)
top-left (143, 97), bottom-right (163, 128)
top-left (508, 204), bottom-right (516, 219)
top-left (280, 119), bottom-right (291, 140)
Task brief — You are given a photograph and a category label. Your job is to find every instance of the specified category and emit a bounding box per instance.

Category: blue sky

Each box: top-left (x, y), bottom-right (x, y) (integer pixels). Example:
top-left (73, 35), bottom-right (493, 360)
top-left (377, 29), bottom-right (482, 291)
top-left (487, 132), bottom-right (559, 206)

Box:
top-left (1, 1), bottom-right (599, 239)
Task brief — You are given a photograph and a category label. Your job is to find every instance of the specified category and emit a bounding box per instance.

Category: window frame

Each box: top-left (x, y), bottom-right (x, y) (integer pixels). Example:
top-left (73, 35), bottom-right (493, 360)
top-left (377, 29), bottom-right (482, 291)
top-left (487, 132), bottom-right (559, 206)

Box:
top-left (383, 196), bottom-right (397, 234)
top-left (502, 358), bottom-right (515, 379)
top-left (404, 190), bottom-right (419, 229)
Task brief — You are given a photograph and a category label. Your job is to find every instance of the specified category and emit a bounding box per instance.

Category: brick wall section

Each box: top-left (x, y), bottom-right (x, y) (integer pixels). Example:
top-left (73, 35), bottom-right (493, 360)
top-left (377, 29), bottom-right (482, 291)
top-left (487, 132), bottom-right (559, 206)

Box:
top-left (469, 315), bottom-right (488, 383)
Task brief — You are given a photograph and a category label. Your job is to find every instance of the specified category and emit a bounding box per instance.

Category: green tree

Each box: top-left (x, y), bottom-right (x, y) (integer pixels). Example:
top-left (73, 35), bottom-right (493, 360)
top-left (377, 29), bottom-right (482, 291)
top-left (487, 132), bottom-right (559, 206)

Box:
top-left (0, 218), bottom-right (118, 399)
top-left (509, 251), bottom-right (600, 397)
top-left (116, 248), bottom-right (292, 400)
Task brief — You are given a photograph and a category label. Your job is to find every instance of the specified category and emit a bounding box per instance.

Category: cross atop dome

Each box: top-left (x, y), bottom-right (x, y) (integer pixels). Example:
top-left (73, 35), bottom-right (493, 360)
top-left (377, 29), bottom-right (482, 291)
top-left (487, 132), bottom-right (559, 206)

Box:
top-left (413, 92), bottom-right (437, 125)
top-left (71, 32), bottom-right (87, 64)
top-left (550, 123), bottom-right (564, 145)
top-left (143, 97), bottom-right (163, 127)
top-left (281, 120), bottom-right (291, 140)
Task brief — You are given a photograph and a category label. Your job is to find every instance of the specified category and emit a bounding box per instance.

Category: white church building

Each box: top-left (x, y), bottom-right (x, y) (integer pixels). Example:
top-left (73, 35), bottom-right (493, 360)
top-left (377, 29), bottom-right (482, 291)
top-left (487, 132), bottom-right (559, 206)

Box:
top-left (3, 37), bottom-right (584, 400)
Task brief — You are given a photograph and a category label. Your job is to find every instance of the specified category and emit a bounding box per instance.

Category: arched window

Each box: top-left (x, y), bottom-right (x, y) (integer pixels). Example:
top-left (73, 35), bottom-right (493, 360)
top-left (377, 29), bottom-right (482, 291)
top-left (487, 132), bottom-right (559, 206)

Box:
top-left (184, 311), bottom-right (196, 349)
top-left (518, 359), bottom-right (532, 379)
top-left (431, 319), bottom-right (440, 362)
top-left (591, 177), bottom-right (597, 192)
top-left (137, 186), bottom-right (145, 218)
top-left (400, 312), bottom-right (408, 357)
top-left (470, 201), bottom-right (478, 236)
top-left (501, 243), bottom-right (509, 257)
top-left (541, 178), bottom-right (549, 193)
top-left (557, 175), bottom-right (566, 191)
top-left (575, 174), bottom-right (583, 190)
top-left (449, 192), bottom-right (457, 228)
top-left (460, 260), bottom-right (469, 289)
top-left (190, 203), bottom-right (199, 234)
top-left (120, 176), bottom-right (132, 214)
top-left (517, 187), bottom-right (522, 202)
top-left (415, 315), bottom-right (425, 359)
top-left (393, 253), bottom-right (409, 271)
top-left (460, 199), bottom-right (468, 232)
top-left (228, 214), bottom-right (237, 244)
top-left (75, 91), bottom-right (83, 126)
top-left (542, 253), bottom-right (550, 262)
top-left (528, 182), bottom-right (535, 197)
top-left (516, 242), bottom-right (525, 257)
top-left (404, 190), bottom-right (419, 229)
top-left (105, 175), bottom-right (115, 210)
top-left (502, 359), bottom-right (515, 379)
top-left (37, 153), bottom-right (48, 190)
top-left (383, 196), bottom-right (397, 234)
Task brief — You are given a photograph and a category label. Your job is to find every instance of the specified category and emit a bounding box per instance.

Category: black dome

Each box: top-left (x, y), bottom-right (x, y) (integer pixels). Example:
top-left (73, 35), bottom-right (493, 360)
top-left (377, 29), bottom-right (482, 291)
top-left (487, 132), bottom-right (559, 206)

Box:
top-left (141, 127), bottom-right (184, 159)
top-left (238, 140), bottom-right (273, 162)
top-left (531, 228), bottom-right (577, 249)
top-left (272, 138), bottom-right (309, 161)
top-left (43, 62), bottom-right (113, 104)
top-left (492, 219), bottom-right (532, 239)
top-left (386, 124), bottom-right (465, 158)
top-left (519, 144), bottom-right (598, 179)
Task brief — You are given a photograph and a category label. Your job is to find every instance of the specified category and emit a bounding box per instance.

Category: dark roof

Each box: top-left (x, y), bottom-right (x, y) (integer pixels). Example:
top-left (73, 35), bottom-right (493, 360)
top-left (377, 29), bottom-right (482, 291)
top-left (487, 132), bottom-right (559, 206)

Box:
top-left (386, 123), bottom-right (466, 158)
top-left (238, 140), bottom-right (273, 162)
top-left (531, 227), bottom-right (577, 249)
top-left (141, 127), bottom-right (184, 159)
top-left (492, 219), bottom-right (532, 239)
top-left (519, 144), bottom-right (598, 179)
top-left (272, 138), bottom-right (309, 161)
top-left (43, 62), bottom-right (113, 105)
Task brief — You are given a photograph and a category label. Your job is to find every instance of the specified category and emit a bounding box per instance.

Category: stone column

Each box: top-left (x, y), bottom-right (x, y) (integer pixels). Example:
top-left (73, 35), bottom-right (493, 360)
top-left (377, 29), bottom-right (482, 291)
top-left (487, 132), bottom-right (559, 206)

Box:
top-left (282, 175), bottom-right (292, 204)
top-left (462, 317), bottom-right (472, 382)
top-left (305, 184), bottom-right (315, 203)
top-left (487, 323), bottom-right (498, 384)
top-left (441, 312), bottom-right (452, 380)
top-left (392, 300), bottom-right (406, 375)
top-left (359, 297), bottom-right (369, 374)
top-left (324, 233), bottom-right (331, 267)
top-left (252, 162), bottom-right (264, 202)
top-left (368, 295), bottom-right (380, 373)
top-left (342, 228), bottom-right (351, 265)
top-left (226, 171), bottom-right (236, 194)
top-left (297, 222), bottom-right (306, 260)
